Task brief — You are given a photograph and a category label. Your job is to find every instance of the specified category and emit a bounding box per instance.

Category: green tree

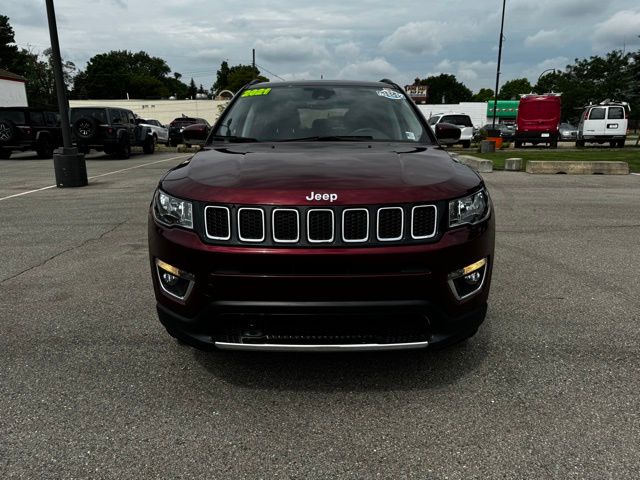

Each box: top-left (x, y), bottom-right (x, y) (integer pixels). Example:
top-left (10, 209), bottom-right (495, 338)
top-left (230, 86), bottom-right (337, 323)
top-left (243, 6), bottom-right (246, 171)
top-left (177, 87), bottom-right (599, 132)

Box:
top-left (416, 74), bottom-right (473, 104)
top-left (473, 88), bottom-right (494, 102)
top-left (0, 15), bottom-right (19, 70)
top-left (212, 62), bottom-right (268, 94)
top-left (212, 60), bottom-right (230, 94)
top-left (187, 78), bottom-right (197, 99)
top-left (533, 50), bottom-right (636, 121)
top-left (71, 50), bottom-right (184, 99)
top-left (499, 78), bottom-right (532, 100)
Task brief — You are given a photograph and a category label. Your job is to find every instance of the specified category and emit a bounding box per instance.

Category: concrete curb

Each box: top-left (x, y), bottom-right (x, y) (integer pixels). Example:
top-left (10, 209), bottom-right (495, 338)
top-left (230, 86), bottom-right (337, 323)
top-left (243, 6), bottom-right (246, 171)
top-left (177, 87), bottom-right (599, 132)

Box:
top-left (456, 155), bottom-right (494, 173)
top-left (526, 161), bottom-right (629, 175)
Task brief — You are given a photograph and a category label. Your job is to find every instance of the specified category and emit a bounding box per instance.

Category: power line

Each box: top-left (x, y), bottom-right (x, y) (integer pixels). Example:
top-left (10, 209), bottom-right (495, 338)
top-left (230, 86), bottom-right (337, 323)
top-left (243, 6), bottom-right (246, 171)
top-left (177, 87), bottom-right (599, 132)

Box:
top-left (255, 63), bottom-right (285, 81)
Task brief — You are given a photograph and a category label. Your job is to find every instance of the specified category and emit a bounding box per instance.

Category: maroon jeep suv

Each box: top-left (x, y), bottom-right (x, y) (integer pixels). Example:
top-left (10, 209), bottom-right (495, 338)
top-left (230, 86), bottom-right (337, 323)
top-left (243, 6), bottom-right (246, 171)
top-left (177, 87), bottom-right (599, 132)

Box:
top-left (148, 80), bottom-right (494, 352)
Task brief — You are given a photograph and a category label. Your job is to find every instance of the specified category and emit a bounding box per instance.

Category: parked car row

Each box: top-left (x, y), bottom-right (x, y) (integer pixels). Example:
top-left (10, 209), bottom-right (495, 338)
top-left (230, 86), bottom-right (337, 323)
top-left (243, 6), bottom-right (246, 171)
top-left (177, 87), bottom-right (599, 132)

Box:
top-left (0, 105), bottom-right (213, 159)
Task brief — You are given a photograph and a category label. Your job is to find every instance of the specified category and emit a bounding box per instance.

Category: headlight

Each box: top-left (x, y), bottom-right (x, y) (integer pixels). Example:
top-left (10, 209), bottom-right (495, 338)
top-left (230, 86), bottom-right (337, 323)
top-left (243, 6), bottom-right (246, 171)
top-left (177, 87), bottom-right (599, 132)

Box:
top-left (153, 190), bottom-right (193, 229)
top-left (449, 189), bottom-right (490, 228)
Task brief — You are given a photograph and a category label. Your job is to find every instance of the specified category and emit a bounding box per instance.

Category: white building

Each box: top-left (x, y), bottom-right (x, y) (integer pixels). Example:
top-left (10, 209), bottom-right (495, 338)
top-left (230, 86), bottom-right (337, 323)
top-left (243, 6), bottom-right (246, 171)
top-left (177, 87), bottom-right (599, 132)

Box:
top-left (69, 98), bottom-right (228, 125)
top-left (0, 70), bottom-right (28, 107)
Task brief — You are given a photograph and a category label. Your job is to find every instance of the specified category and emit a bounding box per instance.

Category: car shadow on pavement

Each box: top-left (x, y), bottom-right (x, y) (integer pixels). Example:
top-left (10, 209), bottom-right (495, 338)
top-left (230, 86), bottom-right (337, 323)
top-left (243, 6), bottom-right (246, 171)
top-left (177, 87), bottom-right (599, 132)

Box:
top-left (191, 330), bottom-right (490, 393)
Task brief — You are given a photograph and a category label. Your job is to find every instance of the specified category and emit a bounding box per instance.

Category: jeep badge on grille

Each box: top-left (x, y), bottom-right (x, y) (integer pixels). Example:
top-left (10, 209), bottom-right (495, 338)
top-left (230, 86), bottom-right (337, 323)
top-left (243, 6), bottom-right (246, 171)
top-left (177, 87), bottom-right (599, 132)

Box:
top-left (305, 191), bottom-right (338, 202)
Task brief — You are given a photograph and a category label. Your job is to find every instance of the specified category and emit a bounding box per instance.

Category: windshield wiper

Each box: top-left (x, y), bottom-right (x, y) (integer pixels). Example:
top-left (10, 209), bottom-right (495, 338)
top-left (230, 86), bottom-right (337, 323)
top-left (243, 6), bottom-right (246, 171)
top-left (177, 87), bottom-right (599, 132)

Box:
top-left (210, 135), bottom-right (258, 143)
top-left (277, 135), bottom-right (374, 142)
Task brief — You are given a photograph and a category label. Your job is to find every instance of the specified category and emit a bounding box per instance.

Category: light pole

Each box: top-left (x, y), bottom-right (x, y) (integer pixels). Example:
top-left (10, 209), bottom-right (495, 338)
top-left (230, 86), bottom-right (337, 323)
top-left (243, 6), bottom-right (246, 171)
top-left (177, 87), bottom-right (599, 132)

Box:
top-left (490, 0), bottom-right (507, 130)
top-left (537, 68), bottom-right (557, 93)
top-left (45, 0), bottom-right (87, 187)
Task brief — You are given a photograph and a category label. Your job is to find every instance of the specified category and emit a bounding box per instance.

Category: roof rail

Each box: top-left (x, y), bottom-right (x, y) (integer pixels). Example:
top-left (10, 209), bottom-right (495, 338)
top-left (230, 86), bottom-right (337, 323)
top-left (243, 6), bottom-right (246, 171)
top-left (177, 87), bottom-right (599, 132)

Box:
top-left (379, 78), bottom-right (402, 90)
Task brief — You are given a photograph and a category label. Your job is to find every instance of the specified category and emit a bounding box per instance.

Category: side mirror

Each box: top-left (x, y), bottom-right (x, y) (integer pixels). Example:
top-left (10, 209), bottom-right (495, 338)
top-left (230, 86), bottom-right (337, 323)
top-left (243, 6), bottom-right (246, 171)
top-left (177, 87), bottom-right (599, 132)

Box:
top-left (435, 123), bottom-right (461, 142)
top-left (182, 123), bottom-right (210, 145)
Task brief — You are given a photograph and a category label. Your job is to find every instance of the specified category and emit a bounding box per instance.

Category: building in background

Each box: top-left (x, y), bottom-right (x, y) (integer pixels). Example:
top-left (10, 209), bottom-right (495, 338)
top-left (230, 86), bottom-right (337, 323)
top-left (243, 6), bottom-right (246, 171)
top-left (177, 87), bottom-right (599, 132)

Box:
top-left (0, 69), bottom-right (28, 107)
top-left (486, 100), bottom-right (519, 125)
top-left (404, 85), bottom-right (428, 104)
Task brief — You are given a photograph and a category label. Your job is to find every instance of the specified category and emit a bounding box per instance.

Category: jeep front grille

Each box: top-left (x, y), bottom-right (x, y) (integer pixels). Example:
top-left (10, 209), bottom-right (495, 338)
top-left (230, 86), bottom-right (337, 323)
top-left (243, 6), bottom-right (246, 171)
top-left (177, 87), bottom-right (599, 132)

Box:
top-left (272, 209), bottom-right (299, 243)
top-left (204, 206), bottom-right (231, 240)
top-left (238, 208), bottom-right (265, 242)
top-left (201, 204), bottom-right (439, 247)
top-left (307, 209), bottom-right (334, 243)
top-left (342, 209), bottom-right (369, 242)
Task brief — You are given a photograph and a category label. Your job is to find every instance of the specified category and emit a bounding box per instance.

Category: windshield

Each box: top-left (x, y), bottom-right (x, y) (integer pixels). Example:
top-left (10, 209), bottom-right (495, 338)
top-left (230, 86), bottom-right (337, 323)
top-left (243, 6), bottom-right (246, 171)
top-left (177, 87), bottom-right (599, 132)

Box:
top-left (212, 85), bottom-right (429, 143)
top-left (441, 115), bottom-right (473, 127)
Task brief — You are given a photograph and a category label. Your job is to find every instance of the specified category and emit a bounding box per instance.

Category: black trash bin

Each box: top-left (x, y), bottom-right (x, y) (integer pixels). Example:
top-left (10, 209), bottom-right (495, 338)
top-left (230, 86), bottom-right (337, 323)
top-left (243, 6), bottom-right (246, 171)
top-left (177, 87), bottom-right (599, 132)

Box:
top-left (53, 147), bottom-right (88, 187)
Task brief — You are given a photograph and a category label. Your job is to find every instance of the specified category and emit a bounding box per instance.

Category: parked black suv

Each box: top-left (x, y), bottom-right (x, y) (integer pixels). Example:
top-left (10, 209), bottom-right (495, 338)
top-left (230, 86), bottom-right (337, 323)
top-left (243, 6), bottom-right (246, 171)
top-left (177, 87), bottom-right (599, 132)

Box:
top-left (168, 116), bottom-right (210, 147)
top-left (0, 107), bottom-right (62, 159)
top-left (70, 107), bottom-right (156, 158)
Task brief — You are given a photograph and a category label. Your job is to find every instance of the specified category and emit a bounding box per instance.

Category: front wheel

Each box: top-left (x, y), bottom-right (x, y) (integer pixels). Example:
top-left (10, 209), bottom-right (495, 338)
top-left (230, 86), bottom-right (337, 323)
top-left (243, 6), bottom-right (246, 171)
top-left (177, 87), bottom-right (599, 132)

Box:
top-left (116, 138), bottom-right (131, 159)
top-left (143, 136), bottom-right (156, 154)
top-left (461, 140), bottom-right (471, 148)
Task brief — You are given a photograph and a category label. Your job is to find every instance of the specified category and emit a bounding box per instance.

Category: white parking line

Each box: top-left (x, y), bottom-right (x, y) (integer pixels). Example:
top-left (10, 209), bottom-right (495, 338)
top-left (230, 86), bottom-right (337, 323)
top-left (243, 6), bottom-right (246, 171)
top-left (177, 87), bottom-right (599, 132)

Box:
top-left (0, 154), bottom-right (190, 202)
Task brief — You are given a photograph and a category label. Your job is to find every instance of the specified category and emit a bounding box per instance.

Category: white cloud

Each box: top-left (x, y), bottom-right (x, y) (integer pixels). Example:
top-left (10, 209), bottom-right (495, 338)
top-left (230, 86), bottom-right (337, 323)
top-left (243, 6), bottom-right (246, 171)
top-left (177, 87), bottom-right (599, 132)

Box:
top-left (524, 30), bottom-right (563, 48)
top-left (593, 9), bottom-right (640, 49)
top-left (334, 42), bottom-right (361, 58)
top-left (254, 36), bottom-right (330, 63)
top-left (338, 58), bottom-right (398, 81)
top-left (379, 21), bottom-right (462, 55)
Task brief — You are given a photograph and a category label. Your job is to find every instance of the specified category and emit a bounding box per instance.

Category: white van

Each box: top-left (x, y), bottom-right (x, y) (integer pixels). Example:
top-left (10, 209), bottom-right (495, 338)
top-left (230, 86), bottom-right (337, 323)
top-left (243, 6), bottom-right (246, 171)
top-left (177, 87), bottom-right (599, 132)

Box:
top-left (428, 113), bottom-right (474, 148)
top-left (577, 101), bottom-right (629, 148)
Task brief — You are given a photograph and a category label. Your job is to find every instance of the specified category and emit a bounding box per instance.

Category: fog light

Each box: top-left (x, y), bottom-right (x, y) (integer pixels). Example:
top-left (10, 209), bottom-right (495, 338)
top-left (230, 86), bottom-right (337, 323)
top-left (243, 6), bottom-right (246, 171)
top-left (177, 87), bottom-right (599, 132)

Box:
top-left (464, 271), bottom-right (482, 284)
top-left (448, 258), bottom-right (487, 300)
top-left (161, 272), bottom-right (179, 286)
top-left (155, 259), bottom-right (194, 302)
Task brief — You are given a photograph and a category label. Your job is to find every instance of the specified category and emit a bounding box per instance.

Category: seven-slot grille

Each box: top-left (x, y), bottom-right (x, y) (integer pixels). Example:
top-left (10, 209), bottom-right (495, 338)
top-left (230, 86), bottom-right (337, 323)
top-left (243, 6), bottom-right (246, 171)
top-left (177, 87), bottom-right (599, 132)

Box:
top-left (203, 204), bottom-right (438, 246)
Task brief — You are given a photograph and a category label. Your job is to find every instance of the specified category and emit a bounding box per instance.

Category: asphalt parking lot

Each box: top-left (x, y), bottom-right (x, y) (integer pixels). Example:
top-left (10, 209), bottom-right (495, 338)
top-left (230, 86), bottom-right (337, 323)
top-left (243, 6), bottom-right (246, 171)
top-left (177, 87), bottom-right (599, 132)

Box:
top-left (1, 150), bottom-right (639, 479)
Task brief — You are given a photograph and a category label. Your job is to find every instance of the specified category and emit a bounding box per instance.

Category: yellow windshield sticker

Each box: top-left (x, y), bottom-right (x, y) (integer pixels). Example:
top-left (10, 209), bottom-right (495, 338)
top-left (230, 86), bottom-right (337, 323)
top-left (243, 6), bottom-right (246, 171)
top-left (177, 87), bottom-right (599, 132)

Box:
top-left (241, 88), bottom-right (271, 97)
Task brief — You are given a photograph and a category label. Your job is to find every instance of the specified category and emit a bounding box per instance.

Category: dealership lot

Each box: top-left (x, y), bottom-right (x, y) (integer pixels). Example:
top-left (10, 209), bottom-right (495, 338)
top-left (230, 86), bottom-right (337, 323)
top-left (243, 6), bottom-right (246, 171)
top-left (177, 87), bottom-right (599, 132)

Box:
top-left (1, 151), bottom-right (639, 479)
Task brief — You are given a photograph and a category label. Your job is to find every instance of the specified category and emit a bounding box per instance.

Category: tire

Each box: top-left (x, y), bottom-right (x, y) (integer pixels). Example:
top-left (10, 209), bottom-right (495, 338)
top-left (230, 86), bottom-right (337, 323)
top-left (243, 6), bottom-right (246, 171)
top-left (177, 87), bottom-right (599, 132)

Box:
top-left (618, 140), bottom-right (625, 148)
top-left (609, 141), bottom-right (617, 148)
top-left (36, 136), bottom-right (54, 159)
top-left (169, 139), bottom-right (178, 147)
top-left (514, 140), bottom-right (522, 148)
top-left (103, 146), bottom-right (115, 155)
top-left (185, 144), bottom-right (192, 148)
top-left (73, 117), bottom-right (99, 142)
top-left (143, 135), bottom-right (156, 154)
top-left (0, 148), bottom-right (11, 159)
top-left (575, 140), bottom-right (585, 148)
top-left (0, 120), bottom-right (17, 144)
top-left (461, 140), bottom-right (471, 148)
top-left (116, 137), bottom-right (131, 159)
top-left (550, 141), bottom-right (558, 149)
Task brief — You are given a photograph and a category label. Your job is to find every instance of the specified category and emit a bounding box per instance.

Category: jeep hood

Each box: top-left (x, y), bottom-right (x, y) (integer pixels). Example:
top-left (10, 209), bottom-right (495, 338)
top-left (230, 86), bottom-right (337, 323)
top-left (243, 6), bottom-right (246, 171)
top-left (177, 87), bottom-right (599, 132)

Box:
top-left (161, 143), bottom-right (482, 204)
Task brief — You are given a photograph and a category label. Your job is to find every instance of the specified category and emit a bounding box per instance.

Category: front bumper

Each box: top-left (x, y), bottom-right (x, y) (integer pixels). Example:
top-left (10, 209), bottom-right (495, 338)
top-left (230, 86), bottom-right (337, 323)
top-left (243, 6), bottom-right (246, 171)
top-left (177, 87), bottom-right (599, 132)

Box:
top-left (149, 211), bottom-right (494, 351)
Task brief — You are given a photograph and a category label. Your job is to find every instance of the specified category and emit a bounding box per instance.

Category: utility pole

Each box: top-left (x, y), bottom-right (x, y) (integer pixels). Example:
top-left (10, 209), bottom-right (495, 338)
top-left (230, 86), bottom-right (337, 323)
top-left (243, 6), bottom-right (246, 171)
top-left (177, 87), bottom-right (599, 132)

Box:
top-left (45, 0), bottom-right (87, 187)
top-left (252, 48), bottom-right (256, 76)
top-left (491, 0), bottom-right (507, 130)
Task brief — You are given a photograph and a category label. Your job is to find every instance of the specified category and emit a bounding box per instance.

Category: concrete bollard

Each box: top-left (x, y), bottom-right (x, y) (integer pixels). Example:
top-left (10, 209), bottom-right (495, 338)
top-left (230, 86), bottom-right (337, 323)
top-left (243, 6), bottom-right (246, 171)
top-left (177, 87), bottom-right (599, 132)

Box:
top-left (479, 140), bottom-right (496, 153)
top-left (505, 158), bottom-right (523, 171)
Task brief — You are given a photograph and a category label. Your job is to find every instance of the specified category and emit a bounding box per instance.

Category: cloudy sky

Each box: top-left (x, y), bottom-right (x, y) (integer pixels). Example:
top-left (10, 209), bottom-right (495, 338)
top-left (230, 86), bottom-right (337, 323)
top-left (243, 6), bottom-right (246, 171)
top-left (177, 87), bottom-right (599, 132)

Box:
top-left (4, 0), bottom-right (640, 93)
